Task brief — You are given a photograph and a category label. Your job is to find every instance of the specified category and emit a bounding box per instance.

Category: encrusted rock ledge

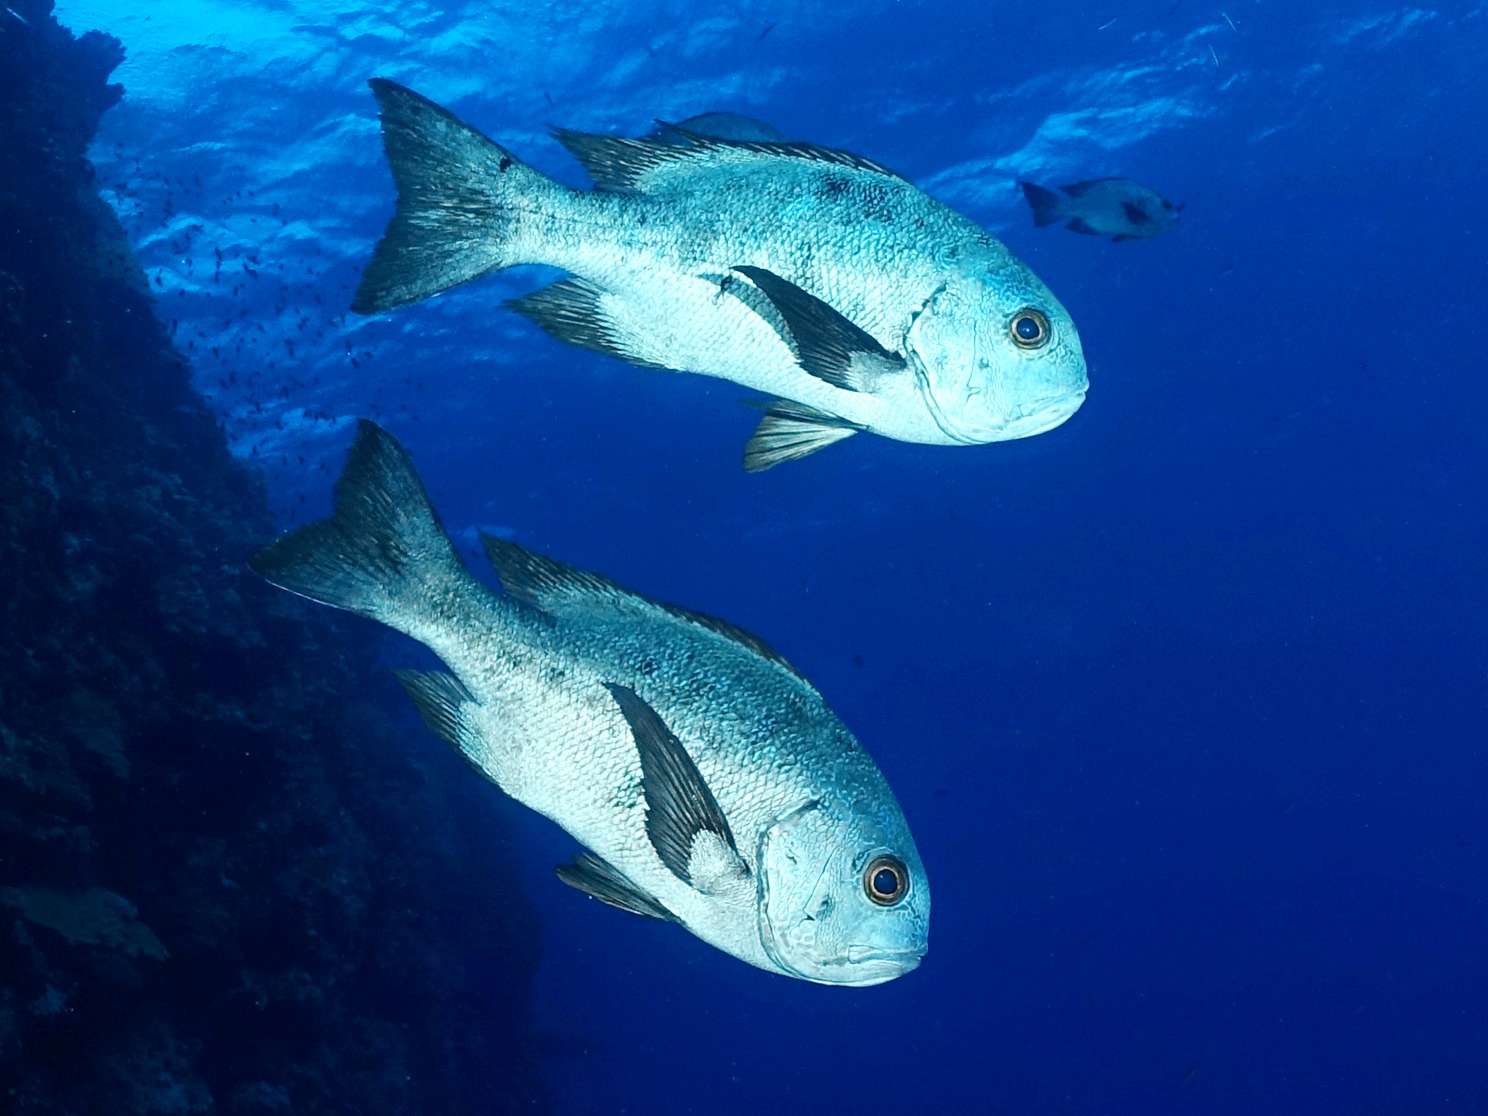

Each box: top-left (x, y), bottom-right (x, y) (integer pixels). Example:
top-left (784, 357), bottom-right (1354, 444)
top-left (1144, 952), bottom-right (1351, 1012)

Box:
top-left (0, 3), bottom-right (548, 1112)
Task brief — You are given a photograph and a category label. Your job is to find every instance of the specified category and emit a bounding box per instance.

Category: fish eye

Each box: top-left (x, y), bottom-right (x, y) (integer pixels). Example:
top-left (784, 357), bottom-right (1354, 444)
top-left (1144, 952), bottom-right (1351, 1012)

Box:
top-left (1009, 308), bottom-right (1050, 350)
top-left (864, 855), bottom-right (909, 906)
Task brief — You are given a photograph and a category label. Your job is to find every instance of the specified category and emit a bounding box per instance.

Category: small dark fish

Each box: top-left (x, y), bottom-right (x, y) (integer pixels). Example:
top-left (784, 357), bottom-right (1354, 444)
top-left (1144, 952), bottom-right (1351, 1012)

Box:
top-left (1019, 177), bottom-right (1183, 242)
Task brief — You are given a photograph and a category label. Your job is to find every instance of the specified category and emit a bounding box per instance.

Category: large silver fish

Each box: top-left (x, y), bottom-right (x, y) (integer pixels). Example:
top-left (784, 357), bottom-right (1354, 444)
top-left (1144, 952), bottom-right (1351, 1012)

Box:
top-left (250, 421), bottom-right (929, 985)
top-left (352, 80), bottom-right (1088, 471)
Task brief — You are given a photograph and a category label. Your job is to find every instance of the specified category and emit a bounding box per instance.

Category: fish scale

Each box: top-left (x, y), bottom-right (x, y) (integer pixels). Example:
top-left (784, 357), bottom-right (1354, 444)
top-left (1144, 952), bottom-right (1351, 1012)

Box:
top-left (518, 178), bottom-right (958, 436)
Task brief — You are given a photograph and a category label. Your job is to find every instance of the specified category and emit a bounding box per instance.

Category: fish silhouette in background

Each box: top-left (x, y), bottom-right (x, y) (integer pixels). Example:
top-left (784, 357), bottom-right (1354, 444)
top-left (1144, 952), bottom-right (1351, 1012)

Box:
top-left (1019, 177), bottom-right (1183, 241)
top-left (644, 111), bottom-right (787, 144)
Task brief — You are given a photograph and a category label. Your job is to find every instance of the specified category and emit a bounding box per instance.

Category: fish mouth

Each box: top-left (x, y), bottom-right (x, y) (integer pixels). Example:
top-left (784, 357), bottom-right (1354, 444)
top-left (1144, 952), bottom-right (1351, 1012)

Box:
top-left (999, 390), bottom-right (1086, 440)
top-left (761, 939), bottom-right (923, 987)
top-left (760, 926), bottom-right (925, 986)
top-left (846, 944), bottom-right (924, 968)
top-left (814, 947), bottom-right (924, 987)
top-left (910, 351), bottom-right (1086, 445)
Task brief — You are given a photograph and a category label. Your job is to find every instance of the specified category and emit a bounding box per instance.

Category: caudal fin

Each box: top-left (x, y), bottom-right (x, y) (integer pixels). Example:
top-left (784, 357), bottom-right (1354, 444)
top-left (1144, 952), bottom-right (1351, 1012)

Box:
top-left (248, 420), bottom-right (466, 633)
top-left (352, 79), bottom-right (557, 314)
top-left (1019, 180), bottom-right (1065, 228)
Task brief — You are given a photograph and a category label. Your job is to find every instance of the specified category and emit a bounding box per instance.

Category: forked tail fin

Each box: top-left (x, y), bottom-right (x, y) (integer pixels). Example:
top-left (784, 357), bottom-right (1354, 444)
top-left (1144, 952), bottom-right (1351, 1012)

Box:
top-left (352, 79), bottom-right (559, 314)
top-left (248, 420), bottom-right (467, 634)
top-left (1018, 180), bottom-right (1065, 228)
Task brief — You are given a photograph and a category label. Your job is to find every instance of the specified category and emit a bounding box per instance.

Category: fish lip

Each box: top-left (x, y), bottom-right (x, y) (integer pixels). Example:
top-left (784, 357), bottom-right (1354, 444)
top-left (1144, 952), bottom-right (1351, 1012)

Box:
top-left (844, 944), bottom-right (925, 967)
top-left (764, 933), bottom-right (926, 985)
top-left (814, 948), bottom-right (924, 987)
top-left (1003, 390), bottom-right (1086, 438)
top-left (938, 387), bottom-right (1086, 444)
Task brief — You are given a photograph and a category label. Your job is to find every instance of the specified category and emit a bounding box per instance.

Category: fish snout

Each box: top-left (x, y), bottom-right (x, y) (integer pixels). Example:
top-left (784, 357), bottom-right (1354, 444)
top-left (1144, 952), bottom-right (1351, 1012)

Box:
top-left (835, 945), bottom-right (925, 986)
top-left (1003, 387), bottom-right (1086, 440)
top-left (846, 943), bottom-right (925, 967)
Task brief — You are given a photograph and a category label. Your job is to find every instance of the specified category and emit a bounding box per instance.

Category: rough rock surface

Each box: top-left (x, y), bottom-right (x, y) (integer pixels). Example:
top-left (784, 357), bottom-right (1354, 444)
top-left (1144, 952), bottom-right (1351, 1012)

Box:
top-left (0, 3), bottom-right (549, 1112)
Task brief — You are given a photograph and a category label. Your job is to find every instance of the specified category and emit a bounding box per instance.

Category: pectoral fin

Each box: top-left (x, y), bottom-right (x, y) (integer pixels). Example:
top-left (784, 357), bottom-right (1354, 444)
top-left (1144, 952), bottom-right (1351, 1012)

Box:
top-left (1066, 217), bottom-right (1101, 235)
top-left (556, 852), bottom-right (677, 921)
top-left (733, 265), bottom-right (905, 392)
top-left (605, 683), bottom-right (746, 887)
top-left (743, 398), bottom-right (863, 472)
top-left (1121, 201), bottom-right (1152, 226)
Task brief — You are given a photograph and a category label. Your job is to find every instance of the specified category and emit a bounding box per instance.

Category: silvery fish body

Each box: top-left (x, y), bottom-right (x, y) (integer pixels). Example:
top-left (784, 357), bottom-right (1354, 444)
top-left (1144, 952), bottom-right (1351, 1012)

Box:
top-left (1020, 177), bottom-right (1183, 241)
top-left (353, 80), bottom-right (1087, 470)
top-left (250, 421), bottom-right (929, 985)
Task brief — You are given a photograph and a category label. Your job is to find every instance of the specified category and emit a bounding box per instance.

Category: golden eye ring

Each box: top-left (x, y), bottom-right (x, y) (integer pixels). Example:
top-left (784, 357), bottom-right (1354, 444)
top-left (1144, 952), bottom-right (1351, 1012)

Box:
top-left (1009, 308), bottom-right (1051, 349)
top-left (864, 855), bottom-right (909, 906)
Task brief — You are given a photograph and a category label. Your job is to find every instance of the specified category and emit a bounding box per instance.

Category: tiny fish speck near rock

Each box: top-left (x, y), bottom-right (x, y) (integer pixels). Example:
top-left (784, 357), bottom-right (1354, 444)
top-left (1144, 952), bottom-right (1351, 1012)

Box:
top-left (250, 420), bottom-right (928, 985)
top-left (351, 80), bottom-right (1088, 470)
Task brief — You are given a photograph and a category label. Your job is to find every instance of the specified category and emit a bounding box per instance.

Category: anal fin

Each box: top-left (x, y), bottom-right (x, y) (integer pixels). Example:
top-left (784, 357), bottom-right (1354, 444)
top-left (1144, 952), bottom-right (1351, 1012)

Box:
top-left (395, 669), bottom-right (475, 750)
top-left (507, 279), bottom-right (666, 369)
top-left (556, 852), bottom-right (676, 921)
top-left (743, 399), bottom-right (863, 472)
top-left (395, 669), bottom-right (510, 784)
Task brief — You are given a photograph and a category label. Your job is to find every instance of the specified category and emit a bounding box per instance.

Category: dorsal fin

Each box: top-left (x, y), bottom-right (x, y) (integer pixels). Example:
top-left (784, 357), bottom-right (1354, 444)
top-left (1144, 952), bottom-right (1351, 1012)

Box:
top-left (481, 533), bottom-right (811, 683)
top-left (553, 130), bottom-right (693, 192)
top-left (658, 604), bottom-right (807, 682)
top-left (481, 532), bottom-right (622, 611)
top-left (553, 128), bottom-right (903, 193)
top-left (671, 131), bottom-right (904, 180)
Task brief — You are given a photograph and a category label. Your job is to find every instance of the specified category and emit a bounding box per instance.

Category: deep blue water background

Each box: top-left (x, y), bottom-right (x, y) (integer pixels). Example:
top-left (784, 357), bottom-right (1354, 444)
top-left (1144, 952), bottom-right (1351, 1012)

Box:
top-left (52, 0), bottom-right (1487, 1110)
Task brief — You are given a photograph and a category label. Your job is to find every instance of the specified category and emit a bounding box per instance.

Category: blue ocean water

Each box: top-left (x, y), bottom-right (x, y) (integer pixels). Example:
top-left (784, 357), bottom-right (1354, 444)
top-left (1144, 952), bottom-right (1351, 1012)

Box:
top-left (46, 0), bottom-right (1487, 1111)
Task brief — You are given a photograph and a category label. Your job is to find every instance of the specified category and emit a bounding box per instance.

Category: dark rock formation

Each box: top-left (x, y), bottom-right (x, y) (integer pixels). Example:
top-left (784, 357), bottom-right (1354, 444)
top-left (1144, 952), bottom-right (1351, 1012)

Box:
top-left (0, 3), bottom-right (549, 1112)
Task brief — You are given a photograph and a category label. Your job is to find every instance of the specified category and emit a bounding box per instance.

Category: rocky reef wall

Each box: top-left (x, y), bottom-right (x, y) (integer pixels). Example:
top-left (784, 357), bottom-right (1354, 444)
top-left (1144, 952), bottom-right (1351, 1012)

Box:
top-left (0, 3), bottom-right (548, 1112)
